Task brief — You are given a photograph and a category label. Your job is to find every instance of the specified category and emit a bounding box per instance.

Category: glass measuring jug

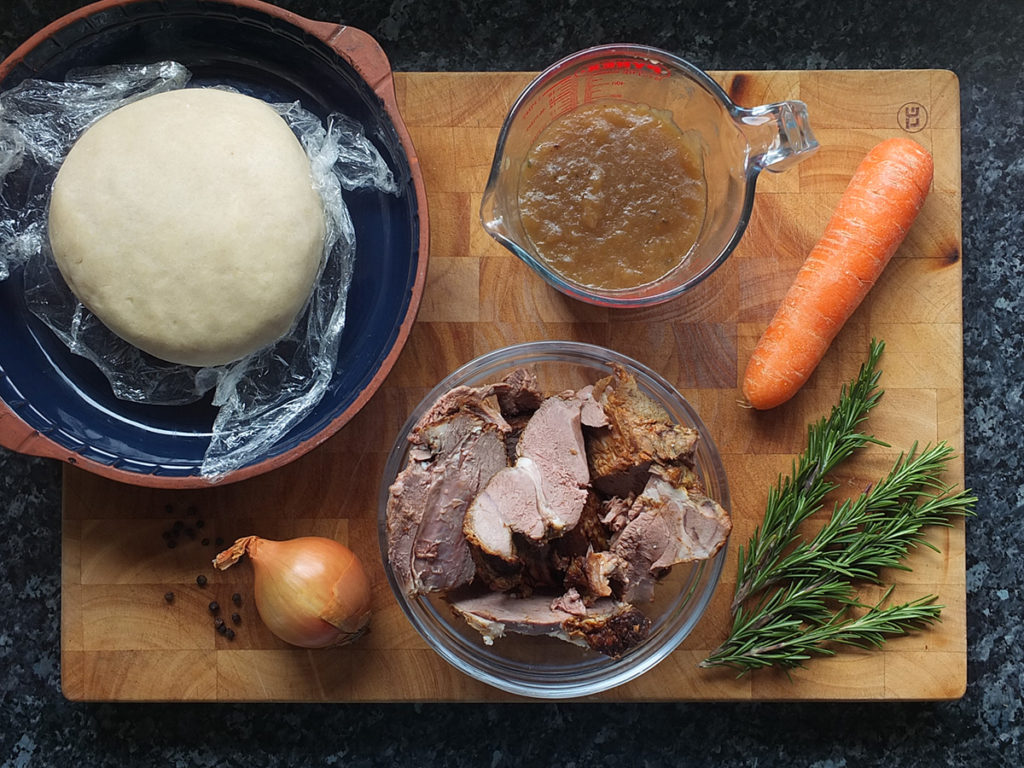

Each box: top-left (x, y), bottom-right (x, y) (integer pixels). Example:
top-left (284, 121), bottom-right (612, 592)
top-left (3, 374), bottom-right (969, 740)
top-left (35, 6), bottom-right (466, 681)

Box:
top-left (480, 44), bottom-right (818, 307)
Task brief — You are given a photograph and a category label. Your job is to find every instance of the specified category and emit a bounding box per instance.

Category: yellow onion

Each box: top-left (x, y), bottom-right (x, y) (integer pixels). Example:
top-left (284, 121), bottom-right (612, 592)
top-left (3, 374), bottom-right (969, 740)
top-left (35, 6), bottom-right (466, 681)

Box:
top-left (213, 536), bottom-right (371, 648)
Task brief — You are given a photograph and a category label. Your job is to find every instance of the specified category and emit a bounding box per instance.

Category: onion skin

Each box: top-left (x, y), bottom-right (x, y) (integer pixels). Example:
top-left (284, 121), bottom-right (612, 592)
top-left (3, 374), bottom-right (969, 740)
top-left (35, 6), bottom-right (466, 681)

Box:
top-left (213, 536), bottom-right (372, 649)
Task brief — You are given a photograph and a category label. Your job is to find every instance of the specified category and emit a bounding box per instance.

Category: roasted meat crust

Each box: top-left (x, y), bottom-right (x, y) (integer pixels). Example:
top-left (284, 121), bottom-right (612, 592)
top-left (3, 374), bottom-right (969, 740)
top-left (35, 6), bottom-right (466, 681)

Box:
top-left (586, 364), bottom-right (698, 488)
top-left (564, 605), bottom-right (652, 659)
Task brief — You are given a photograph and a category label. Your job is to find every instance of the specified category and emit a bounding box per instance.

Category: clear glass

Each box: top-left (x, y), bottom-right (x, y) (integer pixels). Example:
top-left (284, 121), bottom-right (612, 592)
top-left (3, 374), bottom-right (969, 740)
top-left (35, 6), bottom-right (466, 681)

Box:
top-left (377, 341), bottom-right (730, 699)
top-left (480, 44), bottom-right (818, 307)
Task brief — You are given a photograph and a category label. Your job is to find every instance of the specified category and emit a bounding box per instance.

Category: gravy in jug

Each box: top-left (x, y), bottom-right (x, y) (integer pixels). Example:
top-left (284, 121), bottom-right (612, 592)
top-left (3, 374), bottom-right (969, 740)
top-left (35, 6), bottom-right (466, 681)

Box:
top-left (518, 100), bottom-right (707, 291)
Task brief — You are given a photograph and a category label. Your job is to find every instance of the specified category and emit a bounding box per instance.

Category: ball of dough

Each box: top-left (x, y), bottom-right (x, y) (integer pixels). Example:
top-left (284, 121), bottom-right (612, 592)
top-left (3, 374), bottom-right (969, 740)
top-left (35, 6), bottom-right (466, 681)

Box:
top-left (48, 88), bottom-right (326, 368)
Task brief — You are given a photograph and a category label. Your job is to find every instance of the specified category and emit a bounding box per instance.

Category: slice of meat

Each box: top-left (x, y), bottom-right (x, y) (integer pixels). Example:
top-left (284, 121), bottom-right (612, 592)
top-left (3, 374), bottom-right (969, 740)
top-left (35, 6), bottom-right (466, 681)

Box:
top-left (464, 465), bottom-right (544, 561)
top-left (586, 365), bottom-right (698, 493)
top-left (386, 385), bottom-right (510, 596)
top-left (576, 384), bottom-right (609, 428)
top-left (417, 383), bottom-right (507, 433)
top-left (611, 473), bottom-right (732, 603)
top-left (496, 367), bottom-right (544, 417)
top-left (448, 590), bottom-right (651, 658)
top-left (516, 394), bottom-right (590, 532)
top-left (448, 591), bottom-right (581, 645)
top-left (463, 393), bottom-right (591, 565)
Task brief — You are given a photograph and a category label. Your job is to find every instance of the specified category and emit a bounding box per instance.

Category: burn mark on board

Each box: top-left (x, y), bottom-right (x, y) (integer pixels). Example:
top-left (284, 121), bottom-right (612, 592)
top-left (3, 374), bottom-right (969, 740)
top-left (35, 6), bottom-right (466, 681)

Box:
top-left (726, 73), bottom-right (751, 104)
top-left (934, 244), bottom-right (960, 267)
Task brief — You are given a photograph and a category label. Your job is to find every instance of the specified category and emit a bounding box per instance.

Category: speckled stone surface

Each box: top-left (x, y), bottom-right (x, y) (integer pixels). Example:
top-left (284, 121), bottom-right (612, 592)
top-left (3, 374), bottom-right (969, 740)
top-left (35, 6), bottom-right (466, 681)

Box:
top-left (1, 1), bottom-right (1021, 765)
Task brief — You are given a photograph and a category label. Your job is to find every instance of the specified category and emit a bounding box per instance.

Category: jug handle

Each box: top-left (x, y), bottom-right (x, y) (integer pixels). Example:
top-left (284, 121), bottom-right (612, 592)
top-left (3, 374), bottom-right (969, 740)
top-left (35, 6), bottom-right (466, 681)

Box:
top-left (736, 100), bottom-right (819, 173)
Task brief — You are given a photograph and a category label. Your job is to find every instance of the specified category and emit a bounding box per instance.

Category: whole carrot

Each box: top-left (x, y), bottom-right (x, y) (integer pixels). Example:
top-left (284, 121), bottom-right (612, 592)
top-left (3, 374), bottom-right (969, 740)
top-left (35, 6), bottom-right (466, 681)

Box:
top-left (742, 137), bottom-right (933, 410)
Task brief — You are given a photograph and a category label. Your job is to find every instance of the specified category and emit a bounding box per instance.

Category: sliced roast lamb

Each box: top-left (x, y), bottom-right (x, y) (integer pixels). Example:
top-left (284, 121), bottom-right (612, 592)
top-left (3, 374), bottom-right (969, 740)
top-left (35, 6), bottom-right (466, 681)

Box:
top-left (386, 383), bottom-right (511, 596)
top-left (463, 392), bottom-right (590, 563)
top-left (463, 463), bottom-right (543, 561)
top-left (447, 589), bottom-right (651, 658)
top-left (386, 363), bottom-right (731, 656)
top-left (610, 473), bottom-right (732, 603)
top-left (517, 393), bottom-right (590, 531)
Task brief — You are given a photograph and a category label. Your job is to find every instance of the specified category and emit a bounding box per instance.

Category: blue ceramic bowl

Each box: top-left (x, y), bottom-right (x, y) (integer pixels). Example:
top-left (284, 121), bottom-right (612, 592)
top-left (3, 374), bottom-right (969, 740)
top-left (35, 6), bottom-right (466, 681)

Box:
top-left (0, 0), bottom-right (428, 487)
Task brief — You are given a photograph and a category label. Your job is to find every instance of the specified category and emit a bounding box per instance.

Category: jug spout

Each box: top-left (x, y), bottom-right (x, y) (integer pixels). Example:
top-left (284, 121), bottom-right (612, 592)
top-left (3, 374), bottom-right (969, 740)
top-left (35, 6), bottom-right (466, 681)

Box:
top-left (737, 100), bottom-right (818, 173)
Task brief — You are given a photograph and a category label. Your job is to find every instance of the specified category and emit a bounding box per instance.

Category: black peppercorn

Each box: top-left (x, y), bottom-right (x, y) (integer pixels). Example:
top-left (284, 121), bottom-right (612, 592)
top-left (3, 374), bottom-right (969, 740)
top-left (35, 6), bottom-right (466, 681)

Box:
top-left (231, 613), bottom-right (241, 625)
top-left (231, 593), bottom-right (242, 606)
top-left (164, 592), bottom-right (174, 603)
top-left (214, 617), bottom-right (225, 629)
top-left (225, 628), bottom-right (235, 641)
top-left (201, 538), bottom-right (210, 546)
top-left (196, 575), bottom-right (207, 587)
top-left (216, 622), bottom-right (227, 635)
top-left (209, 601), bottom-right (220, 614)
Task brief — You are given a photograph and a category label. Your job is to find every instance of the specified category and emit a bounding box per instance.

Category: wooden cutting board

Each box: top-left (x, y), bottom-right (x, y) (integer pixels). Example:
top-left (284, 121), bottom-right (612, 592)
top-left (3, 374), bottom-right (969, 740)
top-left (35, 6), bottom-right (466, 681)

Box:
top-left (60, 69), bottom-right (964, 702)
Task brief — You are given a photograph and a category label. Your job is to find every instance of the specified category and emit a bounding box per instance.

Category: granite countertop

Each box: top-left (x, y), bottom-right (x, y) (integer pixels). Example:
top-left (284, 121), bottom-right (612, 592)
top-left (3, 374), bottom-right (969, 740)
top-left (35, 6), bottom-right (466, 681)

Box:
top-left (1, 0), bottom-right (1021, 765)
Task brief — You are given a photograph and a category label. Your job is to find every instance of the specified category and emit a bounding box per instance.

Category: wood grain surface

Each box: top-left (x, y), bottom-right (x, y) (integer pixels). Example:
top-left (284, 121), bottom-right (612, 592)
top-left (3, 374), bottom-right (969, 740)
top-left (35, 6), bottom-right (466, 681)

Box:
top-left (60, 69), bottom-right (964, 702)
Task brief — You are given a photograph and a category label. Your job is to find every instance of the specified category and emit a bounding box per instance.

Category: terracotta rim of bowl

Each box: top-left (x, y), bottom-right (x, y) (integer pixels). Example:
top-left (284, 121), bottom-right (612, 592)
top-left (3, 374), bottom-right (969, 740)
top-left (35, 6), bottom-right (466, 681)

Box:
top-left (0, 0), bottom-right (429, 488)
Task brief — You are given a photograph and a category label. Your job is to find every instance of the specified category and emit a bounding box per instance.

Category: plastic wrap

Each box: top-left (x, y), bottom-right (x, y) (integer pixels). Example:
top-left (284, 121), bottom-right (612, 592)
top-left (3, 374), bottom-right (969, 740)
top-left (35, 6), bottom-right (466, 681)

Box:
top-left (0, 62), bottom-right (398, 480)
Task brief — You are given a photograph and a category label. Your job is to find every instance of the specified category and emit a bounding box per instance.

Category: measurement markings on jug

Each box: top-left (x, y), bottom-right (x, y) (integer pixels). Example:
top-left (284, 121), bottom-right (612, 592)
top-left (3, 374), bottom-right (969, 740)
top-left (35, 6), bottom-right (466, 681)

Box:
top-left (545, 76), bottom-right (579, 120)
top-left (585, 60), bottom-right (670, 79)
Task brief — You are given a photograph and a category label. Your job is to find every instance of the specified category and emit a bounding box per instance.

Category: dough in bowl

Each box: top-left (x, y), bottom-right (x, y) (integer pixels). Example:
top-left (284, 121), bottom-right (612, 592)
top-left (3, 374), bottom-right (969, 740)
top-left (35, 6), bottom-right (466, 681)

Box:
top-left (48, 88), bottom-right (326, 368)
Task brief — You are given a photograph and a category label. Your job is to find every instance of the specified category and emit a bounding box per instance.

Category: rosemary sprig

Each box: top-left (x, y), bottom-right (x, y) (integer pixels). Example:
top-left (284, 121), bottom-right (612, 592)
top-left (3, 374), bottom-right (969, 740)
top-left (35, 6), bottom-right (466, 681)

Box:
top-left (701, 588), bottom-right (943, 672)
top-left (731, 339), bottom-right (887, 610)
top-left (747, 442), bottom-right (970, 590)
top-left (702, 339), bottom-right (976, 675)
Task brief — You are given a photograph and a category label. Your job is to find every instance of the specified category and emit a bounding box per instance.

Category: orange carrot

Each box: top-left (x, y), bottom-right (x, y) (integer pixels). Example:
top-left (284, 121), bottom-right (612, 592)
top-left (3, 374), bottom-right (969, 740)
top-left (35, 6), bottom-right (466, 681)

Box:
top-left (742, 137), bottom-right (933, 410)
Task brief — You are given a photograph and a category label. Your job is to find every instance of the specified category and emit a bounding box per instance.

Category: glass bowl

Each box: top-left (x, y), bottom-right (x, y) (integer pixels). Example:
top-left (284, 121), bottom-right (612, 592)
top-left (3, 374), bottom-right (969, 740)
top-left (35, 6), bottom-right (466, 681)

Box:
top-left (377, 341), bottom-right (730, 699)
